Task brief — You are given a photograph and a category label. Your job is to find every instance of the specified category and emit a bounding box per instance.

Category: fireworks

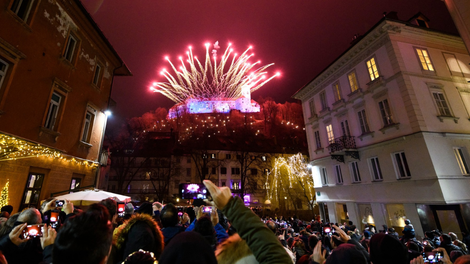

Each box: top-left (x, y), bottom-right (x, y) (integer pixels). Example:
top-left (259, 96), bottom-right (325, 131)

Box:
top-left (150, 41), bottom-right (280, 103)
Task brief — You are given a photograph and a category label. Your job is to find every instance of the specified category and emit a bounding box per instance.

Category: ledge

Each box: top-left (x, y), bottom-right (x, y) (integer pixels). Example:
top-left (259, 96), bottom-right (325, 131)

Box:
top-left (39, 127), bottom-right (61, 142)
top-left (358, 131), bottom-right (375, 141)
top-left (78, 141), bottom-right (93, 149)
top-left (367, 76), bottom-right (385, 92)
top-left (437, 115), bottom-right (459, 124)
top-left (319, 107), bottom-right (330, 115)
top-left (314, 148), bottom-right (325, 154)
top-left (347, 88), bottom-right (364, 101)
top-left (421, 70), bottom-right (436, 76)
top-left (8, 10), bottom-right (32, 32)
top-left (379, 123), bottom-right (400, 134)
top-left (332, 99), bottom-right (346, 110)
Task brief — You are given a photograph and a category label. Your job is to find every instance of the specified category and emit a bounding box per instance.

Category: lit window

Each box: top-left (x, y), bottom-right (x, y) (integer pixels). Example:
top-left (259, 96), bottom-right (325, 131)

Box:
top-left (264, 168), bottom-right (270, 174)
top-left (92, 63), bottom-right (103, 87)
top-left (320, 91), bottom-right (328, 110)
top-left (368, 157), bottom-right (383, 181)
top-left (314, 130), bottom-right (322, 149)
top-left (309, 100), bottom-right (316, 117)
top-left (63, 33), bottom-right (78, 63)
top-left (10, 0), bottom-right (34, 22)
top-left (357, 109), bottom-right (370, 134)
top-left (333, 82), bottom-right (342, 102)
top-left (320, 167), bottom-right (328, 185)
top-left (348, 71), bottom-right (359, 92)
top-left (454, 147), bottom-right (469, 175)
top-left (44, 92), bottom-right (62, 130)
top-left (326, 124), bottom-right (334, 144)
top-left (0, 58), bottom-right (9, 89)
top-left (432, 92), bottom-right (452, 117)
top-left (81, 106), bottom-right (96, 142)
top-left (366, 57), bottom-right (380, 81)
top-left (232, 181), bottom-right (240, 190)
top-left (261, 156), bottom-right (267, 162)
top-left (210, 153), bottom-right (216, 159)
top-left (20, 173), bottom-right (44, 210)
top-left (350, 161), bottom-right (361, 183)
top-left (392, 151), bottom-right (411, 179)
top-left (378, 99), bottom-right (394, 126)
top-left (415, 48), bottom-right (434, 71)
top-left (334, 165), bottom-right (343, 184)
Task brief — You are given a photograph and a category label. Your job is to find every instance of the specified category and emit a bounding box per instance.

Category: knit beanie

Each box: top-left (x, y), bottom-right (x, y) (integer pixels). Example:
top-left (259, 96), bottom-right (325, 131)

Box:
top-left (159, 232), bottom-right (217, 264)
top-left (136, 202), bottom-right (153, 216)
top-left (325, 243), bottom-right (367, 264)
top-left (125, 203), bottom-right (134, 215)
top-left (370, 233), bottom-right (408, 264)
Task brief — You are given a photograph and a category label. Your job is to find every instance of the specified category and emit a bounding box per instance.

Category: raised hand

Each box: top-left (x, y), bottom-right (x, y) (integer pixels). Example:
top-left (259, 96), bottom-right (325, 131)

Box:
top-left (203, 180), bottom-right (232, 210)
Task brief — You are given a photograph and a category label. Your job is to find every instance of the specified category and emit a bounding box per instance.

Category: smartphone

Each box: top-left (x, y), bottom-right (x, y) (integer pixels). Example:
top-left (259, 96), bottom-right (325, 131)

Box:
top-left (55, 200), bottom-right (65, 207)
top-left (423, 252), bottom-right (441, 263)
top-left (22, 224), bottom-right (45, 239)
top-left (117, 202), bottom-right (125, 217)
top-left (180, 183), bottom-right (209, 200)
top-left (203, 206), bottom-right (212, 214)
top-left (323, 226), bottom-right (332, 234)
top-left (178, 212), bottom-right (183, 216)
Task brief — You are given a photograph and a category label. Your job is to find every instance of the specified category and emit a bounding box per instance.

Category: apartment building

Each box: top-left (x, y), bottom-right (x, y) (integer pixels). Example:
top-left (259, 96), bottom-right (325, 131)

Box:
top-left (0, 0), bottom-right (130, 211)
top-left (293, 13), bottom-right (470, 238)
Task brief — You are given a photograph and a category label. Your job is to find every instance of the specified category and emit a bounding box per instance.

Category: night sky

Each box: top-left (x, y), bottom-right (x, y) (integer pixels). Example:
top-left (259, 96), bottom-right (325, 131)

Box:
top-left (81, 0), bottom-right (457, 129)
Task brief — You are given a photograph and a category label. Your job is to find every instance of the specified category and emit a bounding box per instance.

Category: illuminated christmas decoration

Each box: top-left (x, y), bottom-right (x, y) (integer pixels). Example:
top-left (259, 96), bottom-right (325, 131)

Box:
top-left (0, 180), bottom-right (9, 208)
top-left (266, 153), bottom-right (315, 212)
top-left (150, 41), bottom-right (280, 117)
top-left (0, 133), bottom-right (97, 167)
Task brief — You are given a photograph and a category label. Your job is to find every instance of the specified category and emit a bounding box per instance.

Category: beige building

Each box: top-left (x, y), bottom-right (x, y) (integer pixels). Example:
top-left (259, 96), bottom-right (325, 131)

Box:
top-left (294, 13), bottom-right (470, 238)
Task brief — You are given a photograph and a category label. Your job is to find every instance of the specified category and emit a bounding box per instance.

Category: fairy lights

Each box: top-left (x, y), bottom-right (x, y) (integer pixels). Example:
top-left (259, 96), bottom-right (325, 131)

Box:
top-left (150, 41), bottom-right (280, 103)
top-left (0, 133), bottom-right (97, 167)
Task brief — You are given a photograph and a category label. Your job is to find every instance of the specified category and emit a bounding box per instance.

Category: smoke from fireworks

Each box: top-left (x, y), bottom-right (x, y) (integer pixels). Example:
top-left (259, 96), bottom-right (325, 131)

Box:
top-left (150, 42), bottom-right (280, 103)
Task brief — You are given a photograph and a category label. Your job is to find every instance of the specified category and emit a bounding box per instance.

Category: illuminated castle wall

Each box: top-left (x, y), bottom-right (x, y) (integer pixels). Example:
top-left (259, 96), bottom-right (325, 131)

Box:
top-left (168, 86), bottom-right (260, 118)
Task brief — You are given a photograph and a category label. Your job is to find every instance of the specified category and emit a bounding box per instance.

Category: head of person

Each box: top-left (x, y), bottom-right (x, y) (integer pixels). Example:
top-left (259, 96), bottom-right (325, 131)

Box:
top-left (136, 202), bottom-right (153, 216)
top-left (18, 208), bottom-right (42, 224)
top-left (440, 234), bottom-right (452, 245)
top-left (328, 243), bottom-right (367, 264)
top-left (125, 203), bottom-right (134, 215)
top-left (308, 235), bottom-right (319, 250)
top-left (122, 250), bottom-right (157, 264)
top-left (1, 205), bottom-right (13, 215)
top-left (53, 203), bottom-right (113, 264)
top-left (99, 198), bottom-right (117, 222)
top-left (404, 219), bottom-right (411, 225)
top-left (449, 232), bottom-right (458, 242)
top-left (370, 233), bottom-right (408, 264)
top-left (160, 203), bottom-right (178, 228)
top-left (159, 232), bottom-right (217, 264)
top-left (194, 216), bottom-right (216, 246)
top-left (265, 220), bottom-right (277, 234)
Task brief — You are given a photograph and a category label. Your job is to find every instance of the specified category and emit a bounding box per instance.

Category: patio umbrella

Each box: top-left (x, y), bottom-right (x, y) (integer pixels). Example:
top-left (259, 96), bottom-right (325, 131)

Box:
top-left (54, 189), bottom-right (131, 206)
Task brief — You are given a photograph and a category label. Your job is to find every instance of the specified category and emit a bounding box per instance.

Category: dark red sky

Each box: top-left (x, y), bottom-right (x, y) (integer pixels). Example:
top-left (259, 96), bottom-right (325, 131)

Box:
top-left (81, 0), bottom-right (457, 127)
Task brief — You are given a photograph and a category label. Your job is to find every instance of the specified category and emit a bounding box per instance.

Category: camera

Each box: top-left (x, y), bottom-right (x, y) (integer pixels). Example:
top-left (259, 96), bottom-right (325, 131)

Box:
top-left (203, 206), bottom-right (212, 214)
top-left (117, 202), bottom-right (125, 217)
top-left (423, 252), bottom-right (441, 263)
top-left (180, 183), bottom-right (210, 200)
top-left (55, 200), bottom-right (65, 207)
top-left (22, 224), bottom-right (45, 239)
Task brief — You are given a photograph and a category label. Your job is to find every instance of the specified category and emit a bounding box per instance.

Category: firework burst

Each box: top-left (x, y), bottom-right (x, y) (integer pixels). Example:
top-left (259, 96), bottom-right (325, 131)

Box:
top-left (150, 41), bottom-right (280, 103)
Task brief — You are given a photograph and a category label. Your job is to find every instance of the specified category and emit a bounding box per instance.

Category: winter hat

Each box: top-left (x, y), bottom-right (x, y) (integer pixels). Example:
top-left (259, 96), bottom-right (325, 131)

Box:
top-left (136, 202), bottom-right (153, 216)
top-left (404, 219), bottom-right (411, 225)
top-left (125, 203), bottom-right (134, 215)
top-left (1, 205), bottom-right (13, 215)
top-left (370, 233), bottom-right (408, 264)
top-left (325, 243), bottom-right (367, 264)
top-left (159, 232), bottom-right (217, 264)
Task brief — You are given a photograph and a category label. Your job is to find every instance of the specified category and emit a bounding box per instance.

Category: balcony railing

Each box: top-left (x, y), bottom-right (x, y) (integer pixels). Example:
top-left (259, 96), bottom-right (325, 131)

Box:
top-left (328, 136), bottom-right (357, 153)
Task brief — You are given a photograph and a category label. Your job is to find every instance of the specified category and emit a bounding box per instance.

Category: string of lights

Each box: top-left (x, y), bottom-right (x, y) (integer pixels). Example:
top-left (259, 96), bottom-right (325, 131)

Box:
top-left (0, 133), bottom-right (98, 167)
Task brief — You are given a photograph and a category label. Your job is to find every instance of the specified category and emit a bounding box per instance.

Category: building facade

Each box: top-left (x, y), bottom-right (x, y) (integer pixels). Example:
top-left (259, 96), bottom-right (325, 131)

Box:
top-left (294, 14), bottom-right (470, 238)
top-left (0, 0), bottom-right (130, 212)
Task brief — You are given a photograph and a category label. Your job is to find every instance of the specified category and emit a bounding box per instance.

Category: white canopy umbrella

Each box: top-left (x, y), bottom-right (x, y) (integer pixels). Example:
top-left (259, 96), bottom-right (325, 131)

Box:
top-left (54, 189), bottom-right (131, 206)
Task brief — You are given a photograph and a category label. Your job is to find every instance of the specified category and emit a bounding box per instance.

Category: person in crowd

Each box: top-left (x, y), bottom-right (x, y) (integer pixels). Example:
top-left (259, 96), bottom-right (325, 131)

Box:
top-left (369, 232), bottom-right (409, 264)
top-left (388, 227), bottom-right (399, 240)
top-left (0, 206), bottom-right (13, 217)
top-left (124, 203), bottom-right (134, 220)
top-left (152, 202), bottom-right (163, 225)
top-left (0, 212), bottom-right (9, 228)
top-left (100, 198), bottom-right (118, 229)
top-left (159, 231), bottom-right (217, 264)
top-left (449, 232), bottom-right (468, 254)
top-left (185, 206), bottom-right (228, 245)
top-left (160, 203), bottom-right (185, 245)
top-left (441, 233), bottom-right (467, 257)
top-left (463, 232), bottom-right (470, 251)
top-left (215, 233), bottom-right (258, 264)
top-left (111, 202), bottom-right (164, 264)
top-left (121, 249), bottom-right (158, 264)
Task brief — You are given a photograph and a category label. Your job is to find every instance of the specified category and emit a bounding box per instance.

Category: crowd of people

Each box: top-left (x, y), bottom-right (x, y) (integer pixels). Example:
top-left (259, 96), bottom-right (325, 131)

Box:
top-left (0, 181), bottom-right (468, 264)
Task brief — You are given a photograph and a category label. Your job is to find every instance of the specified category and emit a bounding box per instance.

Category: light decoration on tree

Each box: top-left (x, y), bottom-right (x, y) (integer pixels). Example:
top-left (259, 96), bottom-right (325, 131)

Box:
top-left (266, 153), bottom-right (316, 211)
top-left (0, 180), bottom-right (9, 208)
top-left (0, 133), bottom-right (97, 167)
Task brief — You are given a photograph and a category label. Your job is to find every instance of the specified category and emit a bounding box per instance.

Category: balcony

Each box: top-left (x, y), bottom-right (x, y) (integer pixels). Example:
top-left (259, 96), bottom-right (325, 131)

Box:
top-left (327, 135), bottom-right (359, 162)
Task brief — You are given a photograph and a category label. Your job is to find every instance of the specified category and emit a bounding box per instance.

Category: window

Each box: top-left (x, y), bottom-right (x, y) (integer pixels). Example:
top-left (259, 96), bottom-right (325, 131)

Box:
top-left (326, 124), bottom-right (334, 144)
top-left (392, 151), bottom-right (411, 179)
top-left (348, 71), bottom-right (359, 92)
top-left (221, 181), bottom-right (226, 187)
top-left (366, 57), bottom-right (380, 81)
top-left (340, 120), bottom-right (350, 137)
top-left (432, 92), bottom-right (452, 116)
top-left (70, 177), bottom-right (81, 190)
top-left (454, 147), bottom-right (469, 175)
top-left (443, 53), bottom-right (463, 76)
top-left (232, 181), bottom-right (240, 190)
top-left (333, 82), bottom-right (342, 102)
top-left (186, 168), bottom-right (191, 177)
top-left (334, 165), bottom-right (343, 184)
top-left (251, 168), bottom-right (258, 175)
top-left (202, 153), bottom-right (208, 159)
top-left (231, 167), bottom-right (240, 174)
top-left (175, 157), bottom-right (181, 163)
top-left (320, 91), bottom-right (328, 110)
top-left (320, 167), bottom-right (328, 185)
top-left (415, 48), bottom-right (434, 71)
top-left (350, 161), bottom-right (361, 183)
top-left (368, 157), bottom-right (383, 181)
top-left (81, 106), bottom-right (96, 143)
top-left (10, 0), bottom-right (34, 22)
top-left (0, 58), bottom-right (9, 89)
top-left (20, 173), bottom-right (44, 210)
top-left (44, 92), bottom-right (62, 130)
top-left (225, 154), bottom-right (231, 160)
top-left (63, 33), bottom-right (78, 63)
top-left (211, 167), bottom-right (216, 174)
top-left (210, 153), bottom-right (216, 159)
top-left (357, 109), bottom-right (371, 134)
top-left (92, 63), bottom-right (103, 87)
top-left (378, 99), bottom-right (394, 126)
top-left (309, 100), bottom-right (316, 117)
top-left (264, 168), bottom-right (270, 174)
top-left (220, 167), bottom-right (227, 174)
top-left (261, 156), bottom-right (267, 162)
top-left (314, 130), bottom-right (322, 149)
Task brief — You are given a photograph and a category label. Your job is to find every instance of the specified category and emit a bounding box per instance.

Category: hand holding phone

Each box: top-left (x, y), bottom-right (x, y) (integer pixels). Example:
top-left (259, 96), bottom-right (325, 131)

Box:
top-left (21, 224), bottom-right (45, 239)
top-left (9, 223), bottom-right (28, 246)
top-left (55, 200), bottom-right (65, 207)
